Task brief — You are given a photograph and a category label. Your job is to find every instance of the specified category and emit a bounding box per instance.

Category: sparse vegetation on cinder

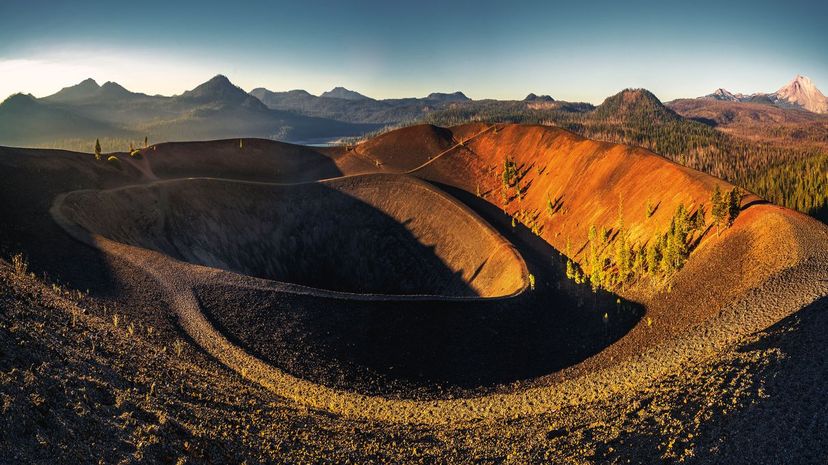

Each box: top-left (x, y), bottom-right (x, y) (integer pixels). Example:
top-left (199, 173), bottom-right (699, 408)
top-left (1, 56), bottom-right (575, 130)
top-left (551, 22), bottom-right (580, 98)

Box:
top-left (565, 200), bottom-right (707, 292)
top-left (11, 253), bottom-right (28, 276)
top-left (1, 121), bottom-right (825, 464)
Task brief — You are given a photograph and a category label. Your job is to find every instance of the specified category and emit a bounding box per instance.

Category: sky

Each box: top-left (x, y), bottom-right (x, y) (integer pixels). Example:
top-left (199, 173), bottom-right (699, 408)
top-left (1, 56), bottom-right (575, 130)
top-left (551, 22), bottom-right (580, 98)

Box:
top-left (1, 0), bottom-right (826, 104)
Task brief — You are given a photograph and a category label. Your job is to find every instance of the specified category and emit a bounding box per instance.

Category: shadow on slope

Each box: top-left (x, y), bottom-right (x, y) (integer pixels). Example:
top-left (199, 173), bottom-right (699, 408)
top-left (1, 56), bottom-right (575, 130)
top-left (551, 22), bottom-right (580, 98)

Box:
top-left (58, 176), bottom-right (526, 297)
top-left (600, 295), bottom-right (828, 465)
top-left (689, 295), bottom-right (828, 464)
top-left (195, 263), bottom-right (641, 399)
top-left (0, 147), bottom-right (142, 296)
top-left (0, 141), bottom-right (346, 298)
top-left (188, 179), bottom-right (642, 398)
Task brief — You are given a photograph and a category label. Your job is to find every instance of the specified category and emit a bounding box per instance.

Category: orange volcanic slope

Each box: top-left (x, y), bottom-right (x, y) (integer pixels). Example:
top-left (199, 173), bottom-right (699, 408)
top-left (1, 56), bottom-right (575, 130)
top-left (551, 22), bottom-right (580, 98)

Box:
top-left (351, 123), bottom-right (828, 368)
top-left (357, 123), bottom-right (754, 262)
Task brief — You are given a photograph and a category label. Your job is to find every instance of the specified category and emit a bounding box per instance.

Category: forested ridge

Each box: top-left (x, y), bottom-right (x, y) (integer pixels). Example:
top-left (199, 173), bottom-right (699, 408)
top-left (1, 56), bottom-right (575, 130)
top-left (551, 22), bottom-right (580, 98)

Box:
top-left (419, 89), bottom-right (828, 223)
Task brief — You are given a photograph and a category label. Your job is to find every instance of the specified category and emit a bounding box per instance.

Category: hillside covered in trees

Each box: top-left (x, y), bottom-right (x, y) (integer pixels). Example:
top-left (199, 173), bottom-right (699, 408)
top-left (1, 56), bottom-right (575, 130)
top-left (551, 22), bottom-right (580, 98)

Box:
top-left (419, 90), bottom-right (828, 224)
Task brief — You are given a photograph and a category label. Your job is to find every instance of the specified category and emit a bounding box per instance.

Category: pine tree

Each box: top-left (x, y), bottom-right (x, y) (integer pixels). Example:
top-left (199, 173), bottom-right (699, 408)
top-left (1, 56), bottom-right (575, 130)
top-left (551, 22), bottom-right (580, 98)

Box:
top-left (727, 187), bottom-right (741, 225)
top-left (502, 157), bottom-right (517, 187)
top-left (693, 203), bottom-right (706, 231)
top-left (659, 231), bottom-right (673, 274)
top-left (94, 138), bottom-right (102, 160)
top-left (711, 185), bottom-right (726, 236)
top-left (661, 203), bottom-right (690, 272)
top-left (674, 203), bottom-right (689, 262)
top-left (614, 229), bottom-right (631, 284)
top-left (632, 245), bottom-right (645, 277)
top-left (646, 240), bottom-right (660, 275)
top-left (588, 225), bottom-right (603, 292)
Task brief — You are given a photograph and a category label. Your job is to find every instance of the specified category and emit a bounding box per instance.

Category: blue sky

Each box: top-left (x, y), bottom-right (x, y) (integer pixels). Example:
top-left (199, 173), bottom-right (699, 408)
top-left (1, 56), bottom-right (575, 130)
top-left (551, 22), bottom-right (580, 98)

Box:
top-left (1, 0), bottom-right (826, 103)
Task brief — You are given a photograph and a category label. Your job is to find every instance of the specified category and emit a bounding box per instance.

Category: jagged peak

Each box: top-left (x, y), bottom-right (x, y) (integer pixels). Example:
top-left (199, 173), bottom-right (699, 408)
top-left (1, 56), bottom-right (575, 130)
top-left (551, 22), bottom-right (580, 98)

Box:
top-left (774, 74), bottom-right (827, 113)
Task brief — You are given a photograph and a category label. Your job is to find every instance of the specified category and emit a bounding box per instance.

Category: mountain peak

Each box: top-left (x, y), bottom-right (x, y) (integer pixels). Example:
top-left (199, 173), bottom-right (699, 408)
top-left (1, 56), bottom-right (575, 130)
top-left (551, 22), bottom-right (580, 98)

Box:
top-left (614, 88), bottom-right (663, 104)
top-left (1, 93), bottom-right (38, 107)
top-left (193, 75), bottom-right (235, 91)
top-left (426, 91), bottom-right (470, 102)
top-left (774, 74), bottom-right (827, 113)
top-left (180, 75), bottom-right (259, 106)
top-left (99, 81), bottom-right (133, 96)
top-left (77, 78), bottom-right (100, 88)
top-left (781, 74), bottom-right (815, 92)
top-left (524, 93), bottom-right (555, 102)
top-left (794, 74), bottom-right (810, 84)
top-left (43, 78), bottom-right (101, 102)
top-left (320, 87), bottom-right (371, 100)
top-left (705, 88), bottom-right (742, 101)
top-left (207, 74), bottom-right (232, 86)
top-left (594, 88), bottom-right (678, 122)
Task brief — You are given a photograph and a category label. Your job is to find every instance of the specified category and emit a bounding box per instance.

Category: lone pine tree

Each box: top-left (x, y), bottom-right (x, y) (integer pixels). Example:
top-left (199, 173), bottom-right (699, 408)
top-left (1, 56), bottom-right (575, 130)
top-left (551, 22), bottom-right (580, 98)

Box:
top-left (711, 185), bottom-right (726, 236)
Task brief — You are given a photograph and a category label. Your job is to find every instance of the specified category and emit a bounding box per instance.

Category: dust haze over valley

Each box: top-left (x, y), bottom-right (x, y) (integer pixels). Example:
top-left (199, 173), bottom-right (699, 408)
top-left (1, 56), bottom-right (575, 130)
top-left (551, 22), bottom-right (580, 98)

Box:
top-left (2, 1), bottom-right (828, 464)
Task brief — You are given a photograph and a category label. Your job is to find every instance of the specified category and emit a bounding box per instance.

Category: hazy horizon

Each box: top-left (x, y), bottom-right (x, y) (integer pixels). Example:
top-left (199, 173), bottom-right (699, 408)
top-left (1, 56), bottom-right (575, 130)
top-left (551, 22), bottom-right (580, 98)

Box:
top-left (1, 0), bottom-right (826, 104)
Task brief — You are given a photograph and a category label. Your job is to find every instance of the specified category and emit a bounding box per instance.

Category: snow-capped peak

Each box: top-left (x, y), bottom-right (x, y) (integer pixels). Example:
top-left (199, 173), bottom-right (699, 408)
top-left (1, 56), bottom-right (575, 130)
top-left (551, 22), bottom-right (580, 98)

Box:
top-left (772, 75), bottom-right (827, 113)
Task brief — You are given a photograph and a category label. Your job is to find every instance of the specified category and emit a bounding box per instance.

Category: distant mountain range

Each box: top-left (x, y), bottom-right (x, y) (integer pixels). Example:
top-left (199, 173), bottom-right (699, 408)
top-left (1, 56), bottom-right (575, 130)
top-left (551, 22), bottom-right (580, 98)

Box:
top-left (1, 73), bottom-right (825, 151)
top-left (701, 75), bottom-right (827, 114)
top-left (0, 75), bottom-right (380, 148)
top-left (248, 87), bottom-right (470, 124)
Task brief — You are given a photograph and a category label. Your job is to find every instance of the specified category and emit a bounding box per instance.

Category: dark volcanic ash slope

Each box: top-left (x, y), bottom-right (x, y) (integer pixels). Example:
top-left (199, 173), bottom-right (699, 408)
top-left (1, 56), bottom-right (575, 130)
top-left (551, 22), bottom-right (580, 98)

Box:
top-left (2, 122), bottom-right (828, 462)
top-left (57, 175), bottom-right (526, 298)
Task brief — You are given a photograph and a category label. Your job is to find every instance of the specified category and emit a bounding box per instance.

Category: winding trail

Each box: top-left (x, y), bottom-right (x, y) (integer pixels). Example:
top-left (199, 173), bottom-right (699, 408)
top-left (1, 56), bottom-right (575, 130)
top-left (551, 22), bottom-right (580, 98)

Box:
top-left (48, 132), bottom-right (828, 425)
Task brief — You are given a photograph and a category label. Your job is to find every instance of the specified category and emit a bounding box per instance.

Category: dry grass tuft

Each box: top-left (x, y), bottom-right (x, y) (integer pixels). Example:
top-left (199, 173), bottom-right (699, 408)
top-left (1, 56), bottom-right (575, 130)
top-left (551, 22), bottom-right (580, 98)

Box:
top-left (11, 253), bottom-right (28, 276)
